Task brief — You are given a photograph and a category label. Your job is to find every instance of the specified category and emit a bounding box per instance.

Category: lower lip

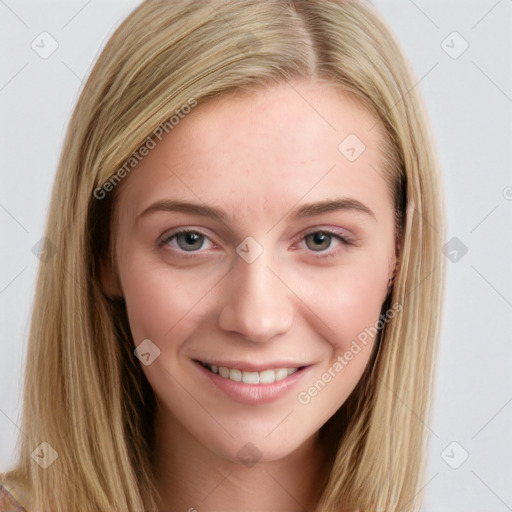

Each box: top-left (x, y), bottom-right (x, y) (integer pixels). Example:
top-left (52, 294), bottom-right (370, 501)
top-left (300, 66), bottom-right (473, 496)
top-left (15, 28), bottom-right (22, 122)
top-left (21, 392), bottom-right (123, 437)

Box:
top-left (194, 361), bottom-right (311, 405)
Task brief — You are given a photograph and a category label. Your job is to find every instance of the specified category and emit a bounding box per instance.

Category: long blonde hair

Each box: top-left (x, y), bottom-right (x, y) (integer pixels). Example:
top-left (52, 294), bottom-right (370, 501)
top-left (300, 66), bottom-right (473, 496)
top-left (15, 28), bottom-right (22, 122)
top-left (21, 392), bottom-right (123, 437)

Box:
top-left (1, 1), bottom-right (445, 511)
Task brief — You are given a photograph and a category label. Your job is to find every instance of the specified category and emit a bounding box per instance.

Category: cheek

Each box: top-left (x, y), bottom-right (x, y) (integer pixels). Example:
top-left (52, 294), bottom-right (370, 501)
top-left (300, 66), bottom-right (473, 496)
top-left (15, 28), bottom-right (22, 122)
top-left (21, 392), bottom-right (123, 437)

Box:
top-left (119, 254), bottom-right (219, 345)
top-left (294, 269), bottom-right (389, 415)
top-left (296, 254), bottom-right (390, 352)
top-left (290, 253), bottom-right (390, 404)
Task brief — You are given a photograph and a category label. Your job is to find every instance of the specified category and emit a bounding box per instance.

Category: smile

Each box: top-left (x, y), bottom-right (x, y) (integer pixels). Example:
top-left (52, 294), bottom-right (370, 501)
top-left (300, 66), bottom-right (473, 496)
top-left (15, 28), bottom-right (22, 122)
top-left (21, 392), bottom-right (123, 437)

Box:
top-left (194, 359), bottom-right (311, 405)
top-left (199, 361), bottom-right (299, 384)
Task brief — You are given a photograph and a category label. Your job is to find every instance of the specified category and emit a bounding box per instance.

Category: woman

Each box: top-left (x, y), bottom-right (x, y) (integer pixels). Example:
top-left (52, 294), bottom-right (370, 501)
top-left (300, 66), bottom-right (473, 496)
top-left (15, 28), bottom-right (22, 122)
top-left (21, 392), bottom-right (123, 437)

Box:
top-left (0, 1), bottom-right (445, 511)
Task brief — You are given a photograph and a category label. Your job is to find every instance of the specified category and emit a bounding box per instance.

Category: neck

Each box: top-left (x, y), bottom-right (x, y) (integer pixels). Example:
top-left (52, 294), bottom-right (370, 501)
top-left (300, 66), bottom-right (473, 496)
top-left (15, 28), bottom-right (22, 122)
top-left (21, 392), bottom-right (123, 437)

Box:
top-left (152, 405), bottom-right (330, 512)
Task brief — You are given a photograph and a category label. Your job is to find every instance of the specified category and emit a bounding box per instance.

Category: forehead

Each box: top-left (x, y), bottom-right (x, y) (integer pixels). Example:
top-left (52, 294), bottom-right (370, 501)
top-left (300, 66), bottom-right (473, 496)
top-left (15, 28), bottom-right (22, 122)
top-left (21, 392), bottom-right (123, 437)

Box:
top-left (117, 80), bottom-right (391, 224)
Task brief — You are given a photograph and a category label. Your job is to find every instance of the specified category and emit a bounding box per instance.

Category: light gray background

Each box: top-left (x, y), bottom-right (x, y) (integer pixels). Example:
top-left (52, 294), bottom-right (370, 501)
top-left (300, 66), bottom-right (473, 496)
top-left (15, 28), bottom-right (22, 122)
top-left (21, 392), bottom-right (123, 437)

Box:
top-left (1, 1), bottom-right (511, 510)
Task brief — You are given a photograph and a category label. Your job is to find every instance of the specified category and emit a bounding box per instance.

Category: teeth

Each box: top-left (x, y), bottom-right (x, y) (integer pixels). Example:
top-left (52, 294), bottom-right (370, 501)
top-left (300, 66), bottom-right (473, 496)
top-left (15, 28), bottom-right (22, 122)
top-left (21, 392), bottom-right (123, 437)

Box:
top-left (242, 371), bottom-right (259, 384)
top-left (229, 368), bottom-right (242, 382)
top-left (203, 362), bottom-right (300, 384)
top-left (259, 370), bottom-right (275, 384)
top-left (275, 368), bottom-right (288, 381)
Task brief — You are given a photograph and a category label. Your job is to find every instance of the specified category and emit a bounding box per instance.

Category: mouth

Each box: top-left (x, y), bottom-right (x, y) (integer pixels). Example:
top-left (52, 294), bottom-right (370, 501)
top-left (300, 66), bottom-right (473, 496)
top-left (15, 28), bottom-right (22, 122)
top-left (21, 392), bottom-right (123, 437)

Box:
top-left (194, 358), bottom-right (311, 404)
top-left (197, 360), bottom-right (306, 384)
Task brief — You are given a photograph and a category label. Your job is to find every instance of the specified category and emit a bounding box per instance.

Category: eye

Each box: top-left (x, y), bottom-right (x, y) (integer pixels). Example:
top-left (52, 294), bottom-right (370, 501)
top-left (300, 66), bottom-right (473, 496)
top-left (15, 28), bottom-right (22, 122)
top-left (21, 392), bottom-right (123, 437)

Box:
top-left (158, 229), bottom-right (214, 252)
top-left (297, 228), bottom-right (354, 257)
top-left (157, 227), bottom-right (354, 258)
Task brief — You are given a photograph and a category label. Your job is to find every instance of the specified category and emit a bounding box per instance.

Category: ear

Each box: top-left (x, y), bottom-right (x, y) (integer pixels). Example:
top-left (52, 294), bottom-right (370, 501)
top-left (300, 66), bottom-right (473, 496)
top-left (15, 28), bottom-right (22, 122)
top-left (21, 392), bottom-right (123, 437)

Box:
top-left (387, 255), bottom-right (399, 288)
top-left (99, 256), bottom-right (124, 299)
top-left (387, 227), bottom-right (401, 289)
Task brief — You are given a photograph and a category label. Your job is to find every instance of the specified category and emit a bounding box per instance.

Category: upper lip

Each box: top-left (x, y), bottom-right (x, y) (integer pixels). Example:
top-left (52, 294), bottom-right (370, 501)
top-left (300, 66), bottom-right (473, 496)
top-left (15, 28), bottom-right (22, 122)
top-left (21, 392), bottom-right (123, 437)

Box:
top-left (194, 359), bottom-right (310, 372)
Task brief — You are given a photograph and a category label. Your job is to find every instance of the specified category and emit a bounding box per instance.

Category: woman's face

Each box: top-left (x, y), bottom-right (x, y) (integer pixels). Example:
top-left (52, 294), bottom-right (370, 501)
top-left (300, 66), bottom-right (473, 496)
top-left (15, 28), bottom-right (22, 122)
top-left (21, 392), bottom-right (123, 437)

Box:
top-left (105, 80), bottom-right (397, 462)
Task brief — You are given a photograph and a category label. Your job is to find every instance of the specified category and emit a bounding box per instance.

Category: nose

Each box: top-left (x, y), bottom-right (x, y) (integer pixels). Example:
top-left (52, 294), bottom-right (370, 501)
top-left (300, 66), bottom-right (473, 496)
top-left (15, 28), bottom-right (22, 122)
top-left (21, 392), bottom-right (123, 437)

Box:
top-left (217, 250), bottom-right (294, 343)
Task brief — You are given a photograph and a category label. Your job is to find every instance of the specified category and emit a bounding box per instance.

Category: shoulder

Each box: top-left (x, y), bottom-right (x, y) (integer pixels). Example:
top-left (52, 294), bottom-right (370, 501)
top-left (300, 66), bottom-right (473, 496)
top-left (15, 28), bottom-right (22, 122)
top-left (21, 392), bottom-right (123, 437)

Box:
top-left (0, 482), bottom-right (27, 512)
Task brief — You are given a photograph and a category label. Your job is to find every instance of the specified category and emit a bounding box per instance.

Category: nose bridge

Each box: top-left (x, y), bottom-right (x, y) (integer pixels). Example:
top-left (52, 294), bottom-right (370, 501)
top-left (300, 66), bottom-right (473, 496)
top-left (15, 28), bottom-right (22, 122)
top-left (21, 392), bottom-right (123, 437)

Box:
top-left (217, 247), bottom-right (293, 343)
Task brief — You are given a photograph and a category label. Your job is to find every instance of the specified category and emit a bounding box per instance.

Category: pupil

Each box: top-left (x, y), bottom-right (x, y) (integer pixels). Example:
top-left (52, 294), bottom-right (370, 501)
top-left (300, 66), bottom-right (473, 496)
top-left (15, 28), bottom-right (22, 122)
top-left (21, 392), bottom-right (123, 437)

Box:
top-left (178, 232), bottom-right (203, 251)
top-left (308, 232), bottom-right (330, 251)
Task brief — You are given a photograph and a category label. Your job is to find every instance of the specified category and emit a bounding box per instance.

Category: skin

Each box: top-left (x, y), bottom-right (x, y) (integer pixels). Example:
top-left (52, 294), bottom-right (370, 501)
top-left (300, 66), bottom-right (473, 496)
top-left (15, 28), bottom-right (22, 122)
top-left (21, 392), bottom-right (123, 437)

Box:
top-left (102, 79), bottom-right (397, 512)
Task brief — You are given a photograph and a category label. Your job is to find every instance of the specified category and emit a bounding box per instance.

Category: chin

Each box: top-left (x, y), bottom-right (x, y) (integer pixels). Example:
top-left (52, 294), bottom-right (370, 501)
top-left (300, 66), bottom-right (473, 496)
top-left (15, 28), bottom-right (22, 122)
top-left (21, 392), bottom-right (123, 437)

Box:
top-left (201, 425), bottom-right (314, 466)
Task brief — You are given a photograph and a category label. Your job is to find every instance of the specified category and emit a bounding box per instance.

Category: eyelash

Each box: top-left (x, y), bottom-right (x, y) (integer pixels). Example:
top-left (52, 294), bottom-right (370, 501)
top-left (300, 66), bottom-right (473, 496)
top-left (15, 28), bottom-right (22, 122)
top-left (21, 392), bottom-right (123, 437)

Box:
top-left (157, 227), bottom-right (354, 260)
top-left (291, 228), bottom-right (354, 259)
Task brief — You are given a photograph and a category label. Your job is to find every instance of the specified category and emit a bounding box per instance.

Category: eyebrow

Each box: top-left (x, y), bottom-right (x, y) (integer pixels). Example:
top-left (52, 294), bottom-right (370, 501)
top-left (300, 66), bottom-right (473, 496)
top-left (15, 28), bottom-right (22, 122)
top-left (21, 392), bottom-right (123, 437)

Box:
top-left (136, 197), bottom-right (376, 224)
